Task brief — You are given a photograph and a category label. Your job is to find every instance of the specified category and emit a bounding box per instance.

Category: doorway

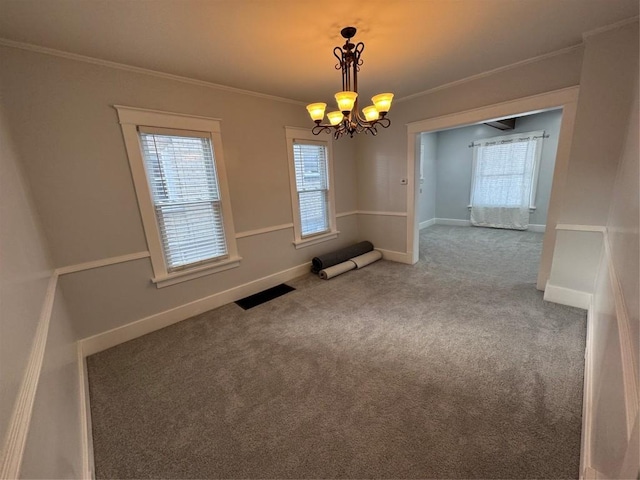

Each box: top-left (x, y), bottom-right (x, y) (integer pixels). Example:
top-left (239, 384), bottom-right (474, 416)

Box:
top-left (405, 87), bottom-right (579, 290)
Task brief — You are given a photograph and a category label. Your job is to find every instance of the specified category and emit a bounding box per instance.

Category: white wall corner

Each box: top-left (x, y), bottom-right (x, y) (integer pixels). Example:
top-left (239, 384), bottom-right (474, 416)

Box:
top-left (435, 218), bottom-right (471, 227)
top-left (375, 248), bottom-right (413, 264)
top-left (543, 281), bottom-right (592, 309)
top-left (419, 218), bottom-right (436, 230)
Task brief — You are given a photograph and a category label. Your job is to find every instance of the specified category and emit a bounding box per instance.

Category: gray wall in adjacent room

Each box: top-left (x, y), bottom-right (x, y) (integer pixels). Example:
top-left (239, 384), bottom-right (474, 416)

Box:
top-left (434, 109), bottom-right (562, 225)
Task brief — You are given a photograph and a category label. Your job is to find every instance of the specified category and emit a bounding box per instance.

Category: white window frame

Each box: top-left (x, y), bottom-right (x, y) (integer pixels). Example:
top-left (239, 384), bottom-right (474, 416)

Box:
top-left (285, 127), bottom-right (338, 249)
top-left (116, 105), bottom-right (240, 288)
top-left (469, 130), bottom-right (545, 210)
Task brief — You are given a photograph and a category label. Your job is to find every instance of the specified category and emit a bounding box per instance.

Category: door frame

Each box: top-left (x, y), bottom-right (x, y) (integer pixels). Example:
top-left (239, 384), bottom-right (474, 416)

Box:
top-left (405, 86), bottom-right (580, 290)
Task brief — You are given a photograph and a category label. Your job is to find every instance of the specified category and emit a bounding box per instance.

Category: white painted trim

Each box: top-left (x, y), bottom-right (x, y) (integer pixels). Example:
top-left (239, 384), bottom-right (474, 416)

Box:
top-left (407, 86), bottom-right (579, 134)
top-left (375, 248), bottom-right (412, 264)
top-left (556, 224), bottom-right (607, 233)
top-left (543, 281), bottom-right (591, 309)
top-left (116, 106), bottom-right (240, 286)
top-left (582, 466), bottom-right (599, 480)
top-left (0, 273), bottom-right (58, 479)
top-left (528, 224), bottom-right (546, 233)
top-left (235, 223), bottom-right (293, 238)
top-left (152, 256), bottom-right (242, 288)
top-left (603, 233), bottom-right (639, 437)
top-left (284, 127), bottom-right (338, 247)
top-left (56, 251), bottom-right (150, 275)
top-left (77, 344), bottom-right (95, 480)
top-left (79, 262), bottom-right (311, 356)
top-left (580, 298), bottom-right (596, 480)
top-left (0, 38), bottom-right (305, 106)
top-left (405, 86), bottom-right (581, 292)
top-left (582, 16), bottom-right (639, 41)
top-left (419, 218), bottom-right (436, 230)
top-left (396, 46), bottom-right (582, 104)
top-left (293, 231), bottom-right (339, 249)
top-left (336, 210), bottom-right (358, 218)
top-left (357, 210), bottom-right (408, 217)
top-left (435, 218), bottom-right (471, 227)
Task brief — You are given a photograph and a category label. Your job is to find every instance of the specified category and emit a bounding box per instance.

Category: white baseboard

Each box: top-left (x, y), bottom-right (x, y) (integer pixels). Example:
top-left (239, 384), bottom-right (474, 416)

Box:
top-left (579, 300), bottom-right (595, 480)
top-left (376, 248), bottom-right (412, 264)
top-left (419, 218), bottom-right (436, 230)
top-left (543, 282), bottom-right (592, 309)
top-left (80, 262), bottom-right (311, 356)
top-left (433, 218), bottom-right (546, 232)
top-left (435, 218), bottom-right (471, 227)
top-left (77, 344), bottom-right (94, 480)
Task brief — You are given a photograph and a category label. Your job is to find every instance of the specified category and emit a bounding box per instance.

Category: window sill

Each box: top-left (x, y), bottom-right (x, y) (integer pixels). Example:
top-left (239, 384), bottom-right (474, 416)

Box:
top-left (152, 256), bottom-right (242, 288)
top-left (293, 231), bottom-right (339, 249)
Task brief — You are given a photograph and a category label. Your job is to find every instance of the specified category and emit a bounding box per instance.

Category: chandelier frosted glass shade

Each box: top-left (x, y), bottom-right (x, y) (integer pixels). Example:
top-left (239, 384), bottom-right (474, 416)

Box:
top-left (306, 27), bottom-right (392, 139)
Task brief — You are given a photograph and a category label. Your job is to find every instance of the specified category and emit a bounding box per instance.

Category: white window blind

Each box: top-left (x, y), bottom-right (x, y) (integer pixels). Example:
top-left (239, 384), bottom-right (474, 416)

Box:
top-left (139, 131), bottom-right (228, 271)
top-left (292, 142), bottom-right (330, 237)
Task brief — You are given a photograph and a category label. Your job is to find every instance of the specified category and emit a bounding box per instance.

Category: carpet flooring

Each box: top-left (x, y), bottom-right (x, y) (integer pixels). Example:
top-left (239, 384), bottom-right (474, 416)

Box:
top-left (87, 225), bottom-right (587, 479)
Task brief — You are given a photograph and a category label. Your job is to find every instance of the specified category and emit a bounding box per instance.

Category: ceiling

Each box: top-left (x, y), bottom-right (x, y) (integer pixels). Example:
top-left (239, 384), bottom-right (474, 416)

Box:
top-left (0, 0), bottom-right (637, 104)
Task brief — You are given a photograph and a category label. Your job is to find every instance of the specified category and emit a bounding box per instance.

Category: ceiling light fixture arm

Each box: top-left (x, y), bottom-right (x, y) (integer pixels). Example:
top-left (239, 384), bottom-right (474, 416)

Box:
top-left (308, 27), bottom-right (393, 140)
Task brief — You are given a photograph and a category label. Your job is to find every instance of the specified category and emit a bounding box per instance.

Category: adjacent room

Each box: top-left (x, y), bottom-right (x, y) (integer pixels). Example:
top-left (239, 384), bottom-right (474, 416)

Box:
top-left (1, 1), bottom-right (638, 479)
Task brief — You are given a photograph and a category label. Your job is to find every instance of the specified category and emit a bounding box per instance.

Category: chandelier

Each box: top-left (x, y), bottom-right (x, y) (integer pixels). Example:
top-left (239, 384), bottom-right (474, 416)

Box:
top-left (306, 26), bottom-right (393, 139)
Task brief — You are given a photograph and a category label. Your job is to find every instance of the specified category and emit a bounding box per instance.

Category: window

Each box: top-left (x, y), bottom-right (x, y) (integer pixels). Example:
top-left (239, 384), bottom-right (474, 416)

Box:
top-left (470, 130), bottom-right (544, 209)
top-left (285, 127), bottom-right (338, 248)
top-left (116, 106), bottom-right (240, 287)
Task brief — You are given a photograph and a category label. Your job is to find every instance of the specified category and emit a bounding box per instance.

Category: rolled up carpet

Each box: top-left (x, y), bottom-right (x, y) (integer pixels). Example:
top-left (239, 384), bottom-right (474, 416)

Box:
top-left (351, 250), bottom-right (383, 268)
top-left (311, 241), bottom-right (374, 273)
top-left (319, 260), bottom-right (357, 280)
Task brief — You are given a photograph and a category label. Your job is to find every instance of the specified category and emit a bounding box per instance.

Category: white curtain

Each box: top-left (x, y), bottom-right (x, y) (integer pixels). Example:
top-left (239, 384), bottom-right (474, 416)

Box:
top-left (470, 131), bottom-right (543, 230)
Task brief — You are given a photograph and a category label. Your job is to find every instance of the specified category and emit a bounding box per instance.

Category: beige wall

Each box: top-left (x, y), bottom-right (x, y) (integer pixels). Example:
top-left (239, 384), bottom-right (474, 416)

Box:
top-left (0, 98), bottom-right (83, 477)
top-left (547, 22), bottom-right (638, 297)
top-left (0, 46), bottom-right (360, 339)
top-left (586, 70), bottom-right (638, 480)
top-left (355, 46), bottom-right (583, 253)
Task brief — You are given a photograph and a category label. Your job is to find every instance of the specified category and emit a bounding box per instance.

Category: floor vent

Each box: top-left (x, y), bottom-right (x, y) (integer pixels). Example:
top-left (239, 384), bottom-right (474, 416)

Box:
top-left (235, 284), bottom-right (295, 310)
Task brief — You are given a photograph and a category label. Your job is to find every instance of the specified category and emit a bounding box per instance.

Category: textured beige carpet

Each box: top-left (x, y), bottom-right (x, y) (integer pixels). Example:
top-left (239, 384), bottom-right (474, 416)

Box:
top-left (87, 225), bottom-right (586, 478)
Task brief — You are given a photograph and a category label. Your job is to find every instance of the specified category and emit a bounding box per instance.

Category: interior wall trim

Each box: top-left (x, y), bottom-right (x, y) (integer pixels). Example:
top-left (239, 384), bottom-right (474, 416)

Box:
top-left (336, 210), bottom-right (358, 218)
top-left (77, 344), bottom-right (94, 480)
top-left (79, 262), bottom-right (312, 356)
top-left (542, 282), bottom-right (592, 309)
top-left (0, 273), bottom-right (58, 479)
top-left (375, 248), bottom-right (412, 264)
top-left (603, 231), bottom-right (639, 437)
top-left (419, 218), bottom-right (436, 229)
top-left (235, 223), bottom-right (293, 239)
top-left (582, 15), bottom-right (639, 41)
top-left (579, 298), bottom-right (596, 479)
top-left (0, 38), bottom-right (306, 106)
top-left (56, 251), bottom-right (150, 275)
top-left (357, 210), bottom-right (407, 217)
top-left (396, 46), bottom-right (582, 104)
top-left (555, 224), bottom-right (607, 233)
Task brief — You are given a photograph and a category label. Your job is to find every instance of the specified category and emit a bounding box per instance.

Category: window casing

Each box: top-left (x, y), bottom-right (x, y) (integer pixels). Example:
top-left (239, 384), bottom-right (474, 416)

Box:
top-left (285, 127), bottom-right (338, 248)
top-left (116, 106), bottom-right (240, 287)
top-left (470, 130), bottom-right (544, 210)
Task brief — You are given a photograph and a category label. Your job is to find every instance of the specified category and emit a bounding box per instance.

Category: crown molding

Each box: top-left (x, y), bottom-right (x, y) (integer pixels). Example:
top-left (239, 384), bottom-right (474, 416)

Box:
top-left (395, 44), bottom-right (583, 104)
top-left (0, 38), bottom-right (307, 106)
top-left (582, 16), bottom-right (639, 41)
